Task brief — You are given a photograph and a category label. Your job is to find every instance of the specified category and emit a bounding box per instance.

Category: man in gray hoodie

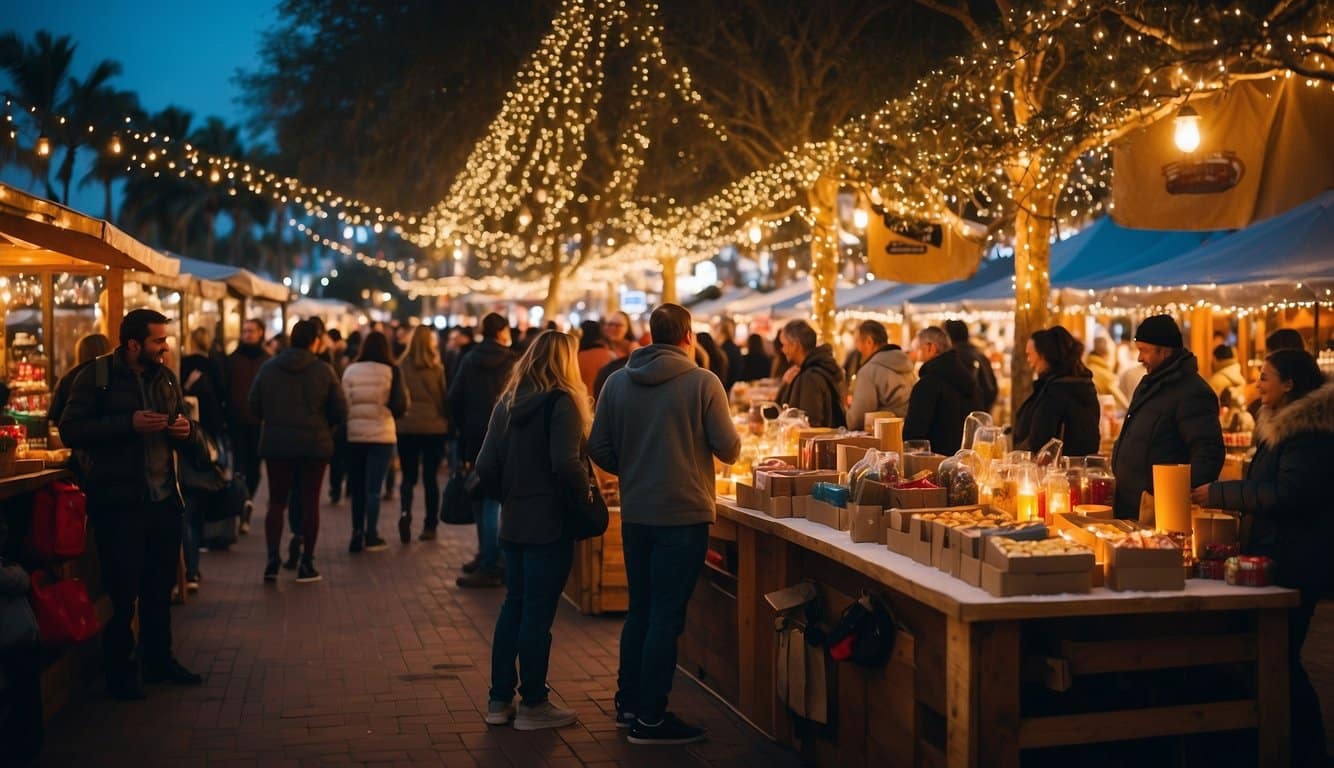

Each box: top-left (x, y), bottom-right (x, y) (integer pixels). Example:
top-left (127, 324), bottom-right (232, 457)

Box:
top-left (847, 320), bottom-right (917, 430)
top-left (589, 303), bottom-right (740, 746)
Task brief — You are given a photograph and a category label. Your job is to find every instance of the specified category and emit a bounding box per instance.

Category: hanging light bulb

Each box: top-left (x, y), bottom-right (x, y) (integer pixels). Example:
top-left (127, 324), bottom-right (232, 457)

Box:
top-left (853, 208), bottom-right (869, 230)
top-left (748, 223), bottom-right (763, 245)
top-left (109, 133), bottom-right (122, 155)
top-left (35, 133), bottom-right (51, 157)
top-left (209, 167), bottom-right (222, 183)
top-left (1173, 104), bottom-right (1202, 153)
top-left (518, 207), bottom-right (533, 228)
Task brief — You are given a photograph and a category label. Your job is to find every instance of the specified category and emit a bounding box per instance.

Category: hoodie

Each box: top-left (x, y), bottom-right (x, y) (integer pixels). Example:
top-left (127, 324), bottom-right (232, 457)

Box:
top-left (1207, 360), bottom-right (1246, 397)
top-left (1208, 383), bottom-right (1334, 592)
top-left (589, 344), bottom-right (740, 526)
top-left (847, 346), bottom-right (917, 430)
top-left (449, 339), bottom-right (517, 462)
top-left (776, 344), bottom-right (847, 428)
top-left (475, 389), bottom-right (587, 545)
top-left (248, 346), bottom-right (348, 459)
top-left (226, 342), bottom-right (270, 425)
top-left (902, 349), bottom-right (981, 454)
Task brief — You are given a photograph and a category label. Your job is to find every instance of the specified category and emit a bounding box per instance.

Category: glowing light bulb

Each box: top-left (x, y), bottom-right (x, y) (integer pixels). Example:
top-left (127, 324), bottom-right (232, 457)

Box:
top-left (748, 223), bottom-right (763, 244)
top-left (853, 208), bottom-right (869, 230)
top-left (35, 133), bottom-right (51, 157)
top-left (1173, 105), bottom-right (1201, 153)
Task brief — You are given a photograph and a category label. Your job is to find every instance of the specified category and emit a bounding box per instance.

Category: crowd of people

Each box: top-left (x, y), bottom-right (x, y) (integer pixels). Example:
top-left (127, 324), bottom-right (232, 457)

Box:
top-left (2, 299), bottom-right (1327, 761)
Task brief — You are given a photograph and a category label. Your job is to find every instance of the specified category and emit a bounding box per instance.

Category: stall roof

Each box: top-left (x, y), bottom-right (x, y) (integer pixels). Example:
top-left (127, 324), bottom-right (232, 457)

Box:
top-left (1050, 217), bottom-right (1227, 288)
top-left (773, 279), bottom-right (857, 312)
top-left (0, 183), bottom-right (178, 274)
top-left (725, 279), bottom-right (819, 316)
top-left (1073, 189), bottom-right (1334, 291)
top-left (174, 255), bottom-right (290, 302)
top-left (686, 285), bottom-right (755, 318)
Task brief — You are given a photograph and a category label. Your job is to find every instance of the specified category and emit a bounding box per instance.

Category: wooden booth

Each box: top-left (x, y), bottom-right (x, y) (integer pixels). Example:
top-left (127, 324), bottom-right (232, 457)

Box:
top-left (683, 497), bottom-right (1297, 768)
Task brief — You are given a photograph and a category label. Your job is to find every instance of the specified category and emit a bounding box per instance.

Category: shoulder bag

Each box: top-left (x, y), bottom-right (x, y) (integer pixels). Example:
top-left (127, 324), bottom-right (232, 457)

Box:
top-left (542, 393), bottom-right (608, 540)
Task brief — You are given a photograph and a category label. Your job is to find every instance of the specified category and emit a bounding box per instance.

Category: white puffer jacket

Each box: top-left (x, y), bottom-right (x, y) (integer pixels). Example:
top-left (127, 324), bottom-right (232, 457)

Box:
top-left (342, 361), bottom-right (408, 444)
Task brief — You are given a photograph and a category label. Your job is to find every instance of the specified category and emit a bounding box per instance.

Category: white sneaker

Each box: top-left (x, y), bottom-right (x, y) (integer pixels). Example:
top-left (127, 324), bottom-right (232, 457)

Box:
top-left (513, 701), bottom-right (578, 731)
top-left (484, 700), bottom-right (515, 725)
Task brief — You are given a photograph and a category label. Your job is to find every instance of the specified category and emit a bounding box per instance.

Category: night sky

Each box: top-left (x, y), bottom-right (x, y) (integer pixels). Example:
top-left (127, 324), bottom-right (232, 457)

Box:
top-left (3, 0), bottom-right (278, 212)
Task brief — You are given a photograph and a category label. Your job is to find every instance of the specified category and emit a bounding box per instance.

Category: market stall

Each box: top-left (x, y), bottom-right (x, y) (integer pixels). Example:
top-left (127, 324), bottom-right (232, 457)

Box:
top-left (686, 495), bottom-right (1296, 767)
top-left (174, 255), bottom-right (290, 350)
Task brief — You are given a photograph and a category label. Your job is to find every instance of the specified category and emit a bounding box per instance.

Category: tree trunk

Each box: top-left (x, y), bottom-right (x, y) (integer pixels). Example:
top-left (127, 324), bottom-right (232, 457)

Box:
top-left (58, 146), bottom-right (75, 205)
top-left (659, 253), bottom-right (679, 306)
top-left (807, 178), bottom-right (840, 348)
top-left (1008, 177), bottom-right (1059, 410)
top-left (103, 180), bottom-right (113, 221)
top-left (543, 243), bottom-right (563, 320)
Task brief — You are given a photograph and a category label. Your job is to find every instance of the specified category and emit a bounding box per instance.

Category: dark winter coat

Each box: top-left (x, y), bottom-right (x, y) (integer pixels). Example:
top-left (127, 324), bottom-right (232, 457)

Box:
top-left (225, 343), bottom-right (269, 426)
top-left (1012, 372), bottom-right (1101, 457)
top-left (1208, 383), bottom-right (1334, 593)
top-left (776, 344), bottom-right (846, 428)
top-left (903, 349), bottom-right (982, 455)
top-left (1111, 349), bottom-right (1224, 520)
top-left (740, 351), bottom-right (772, 383)
top-left (954, 341), bottom-right (998, 412)
top-left (721, 339), bottom-right (744, 391)
top-left (48, 358), bottom-right (95, 426)
top-left (181, 352), bottom-right (226, 438)
top-left (248, 347), bottom-right (348, 460)
top-left (448, 339), bottom-right (517, 463)
top-left (59, 349), bottom-right (205, 510)
top-left (475, 389), bottom-right (587, 545)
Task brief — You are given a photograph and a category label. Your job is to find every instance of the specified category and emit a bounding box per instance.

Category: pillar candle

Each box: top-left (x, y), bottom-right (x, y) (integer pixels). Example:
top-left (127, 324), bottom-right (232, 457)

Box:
top-left (1153, 464), bottom-right (1192, 533)
top-left (875, 417), bottom-right (904, 457)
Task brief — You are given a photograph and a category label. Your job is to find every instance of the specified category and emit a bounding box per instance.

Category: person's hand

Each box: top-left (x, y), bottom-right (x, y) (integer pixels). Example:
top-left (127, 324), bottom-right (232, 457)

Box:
top-left (166, 414), bottom-right (192, 440)
top-left (1190, 484), bottom-right (1212, 506)
top-left (132, 410), bottom-right (169, 434)
top-left (782, 366), bottom-right (799, 384)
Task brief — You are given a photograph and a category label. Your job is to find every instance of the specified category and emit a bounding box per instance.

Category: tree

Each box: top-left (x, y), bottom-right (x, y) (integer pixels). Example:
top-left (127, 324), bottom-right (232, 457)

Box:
top-left (0, 30), bottom-right (76, 198)
top-left (840, 0), bottom-right (1334, 403)
top-left (54, 58), bottom-right (122, 204)
top-left (78, 88), bottom-right (144, 219)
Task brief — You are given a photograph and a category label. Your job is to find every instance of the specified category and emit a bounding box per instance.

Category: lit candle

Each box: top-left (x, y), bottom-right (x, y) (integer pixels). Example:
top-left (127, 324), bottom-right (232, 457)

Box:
top-left (1047, 489), bottom-right (1069, 519)
top-left (1017, 482), bottom-right (1038, 522)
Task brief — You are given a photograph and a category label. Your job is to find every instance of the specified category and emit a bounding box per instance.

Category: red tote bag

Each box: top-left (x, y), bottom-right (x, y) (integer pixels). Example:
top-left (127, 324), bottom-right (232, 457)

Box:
top-left (30, 480), bottom-right (88, 560)
top-left (30, 572), bottom-right (100, 645)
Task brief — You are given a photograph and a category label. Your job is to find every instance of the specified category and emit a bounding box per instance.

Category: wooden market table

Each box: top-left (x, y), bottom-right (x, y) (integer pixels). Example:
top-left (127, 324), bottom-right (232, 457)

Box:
top-left (680, 497), bottom-right (1298, 768)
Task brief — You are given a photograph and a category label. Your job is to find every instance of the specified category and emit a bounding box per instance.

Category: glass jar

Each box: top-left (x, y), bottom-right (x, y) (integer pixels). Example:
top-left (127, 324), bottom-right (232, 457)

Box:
top-left (972, 425), bottom-right (1006, 463)
top-left (961, 411), bottom-right (993, 452)
top-left (1083, 456), bottom-right (1116, 506)
top-left (1045, 469), bottom-right (1071, 523)
top-left (1013, 462), bottom-right (1041, 521)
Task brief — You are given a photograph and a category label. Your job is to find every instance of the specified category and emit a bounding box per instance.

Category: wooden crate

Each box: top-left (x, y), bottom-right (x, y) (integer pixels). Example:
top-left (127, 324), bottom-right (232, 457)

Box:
top-left (563, 505), bottom-right (627, 614)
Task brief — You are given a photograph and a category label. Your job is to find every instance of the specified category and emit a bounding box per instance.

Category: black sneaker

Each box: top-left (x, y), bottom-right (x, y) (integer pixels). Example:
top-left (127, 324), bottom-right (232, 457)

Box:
top-left (143, 659), bottom-right (203, 686)
top-left (418, 528), bottom-right (437, 541)
top-left (461, 556), bottom-right (481, 574)
top-left (185, 572), bottom-right (201, 592)
top-left (283, 536), bottom-right (302, 570)
top-left (349, 533), bottom-right (365, 553)
top-left (364, 533), bottom-right (389, 551)
top-left (398, 514), bottom-right (412, 543)
top-left (627, 713), bottom-right (707, 745)
top-left (264, 558), bottom-right (280, 582)
top-left (296, 559), bottom-right (322, 583)
top-left (614, 695), bottom-right (636, 728)
top-left (455, 569), bottom-right (504, 588)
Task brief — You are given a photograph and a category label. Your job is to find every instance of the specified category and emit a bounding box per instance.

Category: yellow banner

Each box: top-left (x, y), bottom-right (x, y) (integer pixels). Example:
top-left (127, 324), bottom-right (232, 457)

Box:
top-left (1112, 78), bottom-right (1334, 230)
top-left (865, 210), bottom-right (984, 283)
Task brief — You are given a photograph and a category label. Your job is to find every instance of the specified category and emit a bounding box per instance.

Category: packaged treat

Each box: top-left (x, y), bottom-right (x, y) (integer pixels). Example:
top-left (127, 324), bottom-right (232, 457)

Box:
top-left (1224, 556), bottom-right (1274, 587)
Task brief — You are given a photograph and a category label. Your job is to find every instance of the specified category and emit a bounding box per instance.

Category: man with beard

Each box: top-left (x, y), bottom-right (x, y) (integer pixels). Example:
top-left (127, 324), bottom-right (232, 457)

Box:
top-left (227, 319), bottom-right (269, 532)
top-left (60, 309), bottom-right (206, 699)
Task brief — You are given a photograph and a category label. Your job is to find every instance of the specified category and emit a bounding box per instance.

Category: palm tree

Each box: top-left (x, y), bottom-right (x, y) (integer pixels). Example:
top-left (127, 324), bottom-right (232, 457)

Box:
top-left (0, 30), bottom-right (76, 197)
top-left (185, 117), bottom-right (244, 261)
top-left (78, 87), bottom-right (143, 218)
top-left (119, 106), bottom-right (197, 248)
top-left (55, 58), bottom-right (122, 204)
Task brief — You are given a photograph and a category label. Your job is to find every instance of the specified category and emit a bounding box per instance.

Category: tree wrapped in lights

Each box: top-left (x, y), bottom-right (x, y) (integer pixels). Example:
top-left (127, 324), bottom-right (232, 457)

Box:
top-left (839, 0), bottom-right (1333, 403)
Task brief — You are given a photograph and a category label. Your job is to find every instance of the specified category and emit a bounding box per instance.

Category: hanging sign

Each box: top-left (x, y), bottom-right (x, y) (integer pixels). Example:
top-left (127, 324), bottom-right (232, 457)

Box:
top-left (866, 209), bottom-right (984, 283)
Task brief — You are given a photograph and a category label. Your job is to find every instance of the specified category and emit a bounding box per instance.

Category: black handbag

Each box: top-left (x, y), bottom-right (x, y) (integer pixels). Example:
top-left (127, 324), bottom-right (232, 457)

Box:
top-left (440, 468), bottom-right (474, 525)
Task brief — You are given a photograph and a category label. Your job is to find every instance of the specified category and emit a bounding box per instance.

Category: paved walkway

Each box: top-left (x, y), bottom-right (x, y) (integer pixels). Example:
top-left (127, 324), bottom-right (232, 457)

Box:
top-left (38, 486), bottom-right (801, 768)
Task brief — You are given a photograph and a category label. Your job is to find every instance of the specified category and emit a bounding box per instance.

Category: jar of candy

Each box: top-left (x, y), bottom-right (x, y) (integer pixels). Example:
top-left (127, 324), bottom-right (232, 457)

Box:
top-left (1082, 456), bottom-right (1116, 506)
top-left (1044, 469), bottom-right (1071, 523)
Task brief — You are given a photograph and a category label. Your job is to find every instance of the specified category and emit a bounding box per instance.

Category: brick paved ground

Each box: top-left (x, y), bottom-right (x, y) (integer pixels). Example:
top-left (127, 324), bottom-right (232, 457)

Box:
top-left (37, 482), bottom-right (1334, 765)
top-left (38, 485), bottom-right (802, 768)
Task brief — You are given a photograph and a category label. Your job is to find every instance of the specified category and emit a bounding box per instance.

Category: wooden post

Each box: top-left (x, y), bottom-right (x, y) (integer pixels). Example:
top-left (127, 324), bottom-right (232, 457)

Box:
top-left (737, 526), bottom-right (792, 740)
top-left (606, 281), bottom-right (620, 315)
top-left (659, 253), bottom-right (678, 306)
top-left (105, 268), bottom-right (124, 344)
top-left (946, 618), bottom-right (1020, 768)
top-left (1237, 316), bottom-right (1251, 382)
top-left (1255, 608), bottom-right (1290, 766)
top-left (1191, 307), bottom-right (1214, 378)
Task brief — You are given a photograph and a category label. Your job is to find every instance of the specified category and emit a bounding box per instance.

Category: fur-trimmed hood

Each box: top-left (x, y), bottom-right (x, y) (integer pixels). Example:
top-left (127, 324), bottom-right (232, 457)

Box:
top-left (1257, 383), bottom-right (1334, 446)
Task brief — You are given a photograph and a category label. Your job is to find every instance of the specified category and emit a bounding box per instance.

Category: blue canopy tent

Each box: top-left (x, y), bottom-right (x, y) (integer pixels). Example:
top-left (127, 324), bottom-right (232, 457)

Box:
top-left (1073, 190), bottom-right (1334, 291)
top-left (1051, 218), bottom-right (1227, 288)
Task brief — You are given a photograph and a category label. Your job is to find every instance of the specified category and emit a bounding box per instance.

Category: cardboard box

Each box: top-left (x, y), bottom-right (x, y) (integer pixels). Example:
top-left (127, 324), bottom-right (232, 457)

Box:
top-left (1106, 565), bottom-right (1186, 591)
top-left (754, 469), bottom-right (840, 497)
top-left (760, 455), bottom-right (800, 468)
top-left (958, 550), bottom-right (983, 586)
top-left (930, 519), bottom-right (958, 573)
top-left (765, 495), bottom-right (792, 519)
top-left (838, 443), bottom-right (880, 475)
top-left (1107, 545), bottom-right (1183, 570)
top-left (848, 505), bottom-right (886, 544)
top-left (981, 563), bottom-right (1093, 597)
top-left (888, 485), bottom-right (950, 510)
top-left (791, 495), bottom-right (810, 518)
top-left (906, 516), bottom-right (935, 566)
top-left (1052, 513), bottom-right (1142, 564)
top-left (853, 478), bottom-right (894, 507)
top-left (736, 481), bottom-right (764, 511)
top-left (903, 452), bottom-right (946, 480)
top-left (983, 538), bottom-right (1096, 574)
top-left (807, 435), bottom-right (880, 471)
top-left (806, 498), bottom-right (849, 531)
top-left (1192, 511), bottom-right (1239, 558)
top-left (862, 410), bottom-right (896, 433)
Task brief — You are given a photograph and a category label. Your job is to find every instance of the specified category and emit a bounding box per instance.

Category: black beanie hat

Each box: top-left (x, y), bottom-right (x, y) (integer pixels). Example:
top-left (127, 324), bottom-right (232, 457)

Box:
top-left (1134, 314), bottom-right (1183, 348)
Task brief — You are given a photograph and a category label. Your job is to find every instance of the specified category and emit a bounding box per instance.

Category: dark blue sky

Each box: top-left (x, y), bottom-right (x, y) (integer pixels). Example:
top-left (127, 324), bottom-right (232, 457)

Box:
top-left (4, 0), bottom-right (278, 211)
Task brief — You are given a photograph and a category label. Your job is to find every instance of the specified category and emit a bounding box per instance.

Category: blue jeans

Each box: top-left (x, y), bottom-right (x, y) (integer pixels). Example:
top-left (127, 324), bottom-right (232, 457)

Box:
top-left (617, 522), bottom-right (709, 723)
top-left (489, 537), bottom-right (575, 705)
top-left (474, 498), bottom-right (502, 570)
top-left (182, 491), bottom-right (206, 574)
top-left (348, 442), bottom-right (395, 535)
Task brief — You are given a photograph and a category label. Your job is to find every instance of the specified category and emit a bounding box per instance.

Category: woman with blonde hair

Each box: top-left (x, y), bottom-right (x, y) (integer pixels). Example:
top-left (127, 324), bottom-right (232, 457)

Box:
top-left (474, 330), bottom-right (591, 731)
top-left (395, 325), bottom-right (450, 542)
